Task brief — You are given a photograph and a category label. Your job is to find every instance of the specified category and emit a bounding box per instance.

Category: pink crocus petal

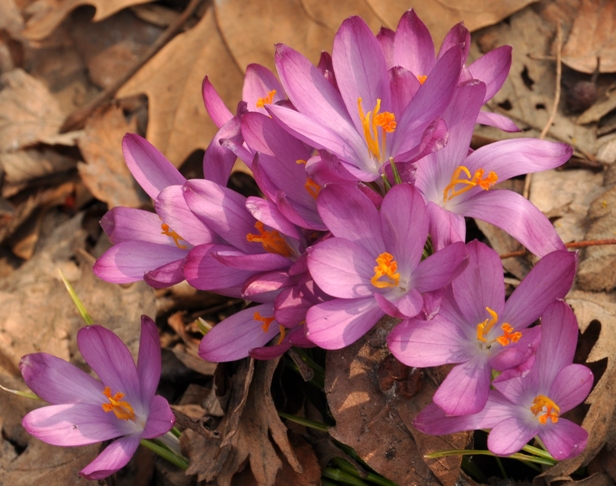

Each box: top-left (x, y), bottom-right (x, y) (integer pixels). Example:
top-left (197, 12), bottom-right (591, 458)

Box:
top-left (246, 196), bottom-right (301, 239)
top-left (376, 27), bottom-right (395, 68)
top-left (203, 116), bottom-right (242, 186)
top-left (433, 356), bottom-right (492, 416)
top-left (220, 134), bottom-right (253, 167)
top-left (242, 63), bottom-right (284, 115)
top-left (476, 111), bottom-right (520, 132)
top-left (144, 258), bottom-right (185, 288)
top-left (502, 251), bottom-right (577, 329)
top-left (438, 22), bottom-right (470, 62)
top-left (80, 433), bottom-right (141, 480)
top-left (453, 190), bottom-right (566, 257)
top-left (276, 191), bottom-right (326, 231)
top-left (387, 315), bottom-right (474, 367)
top-left (122, 134), bottom-right (185, 200)
top-left (539, 419), bottom-right (589, 461)
top-left (141, 395), bottom-right (175, 439)
top-left (100, 208), bottom-right (172, 246)
top-left (467, 46), bottom-right (512, 102)
top-left (488, 416), bottom-right (538, 456)
top-left (375, 289), bottom-right (423, 319)
top-left (412, 241), bottom-right (468, 293)
top-left (242, 270), bottom-right (295, 299)
top-left (212, 250), bottom-right (291, 271)
top-left (249, 341), bottom-right (292, 360)
top-left (549, 364), bottom-right (594, 413)
top-left (199, 304), bottom-right (280, 362)
top-left (306, 297), bottom-right (384, 349)
top-left (137, 316), bottom-right (161, 402)
top-left (426, 202), bottom-right (466, 251)
top-left (202, 76), bottom-right (233, 128)
top-left (489, 326), bottom-right (541, 372)
top-left (78, 326), bottom-right (141, 403)
top-left (308, 238), bottom-right (375, 299)
top-left (306, 151), bottom-right (358, 186)
top-left (94, 241), bottom-right (187, 284)
top-left (450, 240), bottom-right (505, 324)
top-left (333, 16), bottom-right (392, 133)
top-left (317, 51), bottom-right (337, 88)
top-left (393, 9), bottom-right (435, 75)
top-left (22, 403), bottom-right (133, 446)
top-left (389, 66), bottom-right (421, 116)
top-left (20, 353), bottom-right (104, 405)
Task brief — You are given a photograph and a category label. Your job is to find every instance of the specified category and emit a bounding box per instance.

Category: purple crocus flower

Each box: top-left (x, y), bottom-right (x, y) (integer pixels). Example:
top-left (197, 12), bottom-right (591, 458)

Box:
top-left (414, 81), bottom-right (572, 257)
top-left (388, 240), bottom-right (577, 416)
top-left (306, 183), bottom-right (468, 349)
top-left (413, 301), bottom-right (593, 460)
top-left (267, 16), bottom-right (462, 182)
top-left (20, 317), bottom-right (175, 480)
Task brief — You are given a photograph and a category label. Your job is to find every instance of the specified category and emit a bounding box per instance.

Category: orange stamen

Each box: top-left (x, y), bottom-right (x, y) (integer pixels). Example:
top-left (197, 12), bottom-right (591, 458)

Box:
top-left (495, 323), bottom-right (523, 346)
top-left (443, 165), bottom-right (498, 203)
top-left (161, 223), bottom-right (188, 250)
top-left (256, 89), bottom-right (276, 108)
top-left (531, 395), bottom-right (560, 424)
top-left (101, 386), bottom-right (135, 421)
top-left (276, 325), bottom-right (287, 345)
top-left (371, 252), bottom-right (400, 289)
top-left (254, 311), bottom-right (275, 333)
top-left (304, 178), bottom-right (321, 199)
top-left (476, 307), bottom-right (499, 343)
top-left (417, 75), bottom-right (428, 85)
top-left (358, 98), bottom-right (396, 161)
top-left (477, 309), bottom-right (523, 348)
top-left (246, 221), bottom-right (294, 257)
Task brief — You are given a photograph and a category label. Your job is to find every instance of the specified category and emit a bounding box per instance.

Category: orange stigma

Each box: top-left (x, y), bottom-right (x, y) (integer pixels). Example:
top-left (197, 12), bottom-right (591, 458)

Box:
top-left (443, 166), bottom-right (498, 203)
top-left (371, 252), bottom-right (400, 289)
top-left (101, 386), bottom-right (135, 421)
top-left (358, 98), bottom-right (396, 161)
top-left (531, 395), bottom-right (560, 424)
top-left (476, 307), bottom-right (499, 343)
top-left (276, 325), bottom-right (287, 345)
top-left (246, 221), bottom-right (294, 257)
top-left (417, 75), bottom-right (427, 84)
top-left (254, 311), bottom-right (275, 332)
top-left (161, 223), bottom-right (188, 249)
top-left (304, 178), bottom-right (321, 199)
top-left (256, 89), bottom-right (276, 108)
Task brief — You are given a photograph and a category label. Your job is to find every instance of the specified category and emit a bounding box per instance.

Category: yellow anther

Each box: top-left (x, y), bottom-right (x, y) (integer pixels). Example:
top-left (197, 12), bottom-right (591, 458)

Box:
top-left (531, 395), bottom-right (560, 424)
top-left (101, 386), bottom-right (135, 421)
top-left (161, 223), bottom-right (188, 250)
top-left (371, 252), bottom-right (400, 289)
top-left (254, 311), bottom-right (275, 332)
top-left (246, 221), bottom-right (294, 257)
top-left (256, 89), bottom-right (277, 108)
top-left (296, 159), bottom-right (307, 165)
top-left (443, 165), bottom-right (498, 203)
top-left (476, 307), bottom-right (499, 343)
top-left (358, 98), bottom-right (396, 161)
top-left (417, 75), bottom-right (428, 85)
top-left (495, 323), bottom-right (522, 346)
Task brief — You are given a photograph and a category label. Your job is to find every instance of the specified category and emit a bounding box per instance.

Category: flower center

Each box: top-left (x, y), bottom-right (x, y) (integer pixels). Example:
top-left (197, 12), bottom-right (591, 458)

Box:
top-left (256, 89), bottom-right (276, 108)
top-left (254, 311), bottom-right (275, 332)
top-left (476, 307), bottom-right (522, 348)
top-left (296, 159), bottom-right (321, 199)
top-left (357, 98), bottom-right (396, 162)
top-left (443, 166), bottom-right (498, 203)
top-left (530, 395), bottom-right (560, 424)
top-left (161, 223), bottom-right (188, 249)
top-left (246, 221), bottom-right (294, 257)
top-left (371, 252), bottom-right (400, 289)
top-left (417, 75), bottom-right (427, 84)
top-left (101, 386), bottom-right (135, 421)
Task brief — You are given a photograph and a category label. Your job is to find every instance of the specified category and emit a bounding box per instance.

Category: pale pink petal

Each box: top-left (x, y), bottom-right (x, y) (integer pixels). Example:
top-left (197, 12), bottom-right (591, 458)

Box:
top-left (539, 419), bottom-right (588, 460)
top-left (80, 434), bottom-right (141, 480)
top-left (141, 395), bottom-right (175, 439)
top-left (202, 76), bottom-right (233, 128)
top-left (488, 416), bottom-right (538, 456)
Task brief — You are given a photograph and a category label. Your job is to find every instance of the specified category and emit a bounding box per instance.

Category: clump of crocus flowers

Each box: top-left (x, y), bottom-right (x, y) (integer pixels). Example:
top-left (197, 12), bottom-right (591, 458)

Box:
top-left (18, 7), bottom-right (592, 480)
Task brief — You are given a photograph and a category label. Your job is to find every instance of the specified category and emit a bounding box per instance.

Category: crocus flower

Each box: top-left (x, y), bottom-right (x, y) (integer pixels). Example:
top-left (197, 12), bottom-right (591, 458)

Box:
top-left (20, 317), bottom-right (175, 480)
top-left (307, 183), bottom-right (468, 349)
top-left (388, 240), bottom-right (577, 416)
top-left (414, 81), bottom-right (572, 257)
top-left (413, 301), bottom-right (593, 461)
top-left (267, 15), bottom-right (462, 182)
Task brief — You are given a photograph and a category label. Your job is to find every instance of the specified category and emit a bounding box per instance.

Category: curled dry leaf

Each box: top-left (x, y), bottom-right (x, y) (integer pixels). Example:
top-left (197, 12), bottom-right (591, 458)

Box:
top-left (326, 316), bottom-right (471, 486)
top-left (23, 0), bottom-right (155, 41)
top-left (0, 69), bottom-right (63, 152)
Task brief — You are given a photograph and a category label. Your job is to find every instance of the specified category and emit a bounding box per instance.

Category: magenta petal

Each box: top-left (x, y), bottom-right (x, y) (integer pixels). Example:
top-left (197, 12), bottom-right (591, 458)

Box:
top-left (122, 134), bottom-right (185, 200)
top-left (199, 304), bottom-right (280, 362)
top-left (377, 27), bottom-right (395, 68)
top-left (549, 364), bottom-right (594, 414)
top-left (100, 207), bottom-right (171, 245)
top-left (136, 317), bottom-right (161, 402)
top-left (412, 241), bottom-right (468, 293)
top-left (306, 297), bottom-right (384, 349)
top-left (426, 202), bottom-right (466, 251)
top-left (203, 116), bottom-right (242, 186)
top-left (242, 63), bottom-right (284, 115)
top-left (433, 356), bottom-right (492, 416)
top-left (80, 434), bottom-right (141, 480)
top-left (20, 353), bottom-right (104, 405)
top-left (467, 46), bottom-right (512, 102)
top-left (22, 403), bottom-right (132, 446)
top-left (142, 395), bottom-right (175, 439)
top-left (438, 22), bottom-right (470, 62)
top-left (202, 76), bottom-right (233, 128)
top-left (144, 258), bottom-right (185, 288)
top-left (245, 196), bottom-right (301, 239)
top-left (539, 419), bottom-right (588, 460)
top-left (389, 66), bottom-right (421, 115)
top-left (394, 9), bottom-right (435, 75)
top-left (488, 416), bottom-right (538, 456)
top-left (489, 326), bottom-right (541, 372)
top-left (377, 289), bottom-right (423, 319)
top-left (212, 250), bottom-right (291, 271)
top-left (249, 341), bottom-right (292, 360)
top-left (78, 326), bottom-right (140, 403)
top-left (476, 111), bottom-right (520, 132)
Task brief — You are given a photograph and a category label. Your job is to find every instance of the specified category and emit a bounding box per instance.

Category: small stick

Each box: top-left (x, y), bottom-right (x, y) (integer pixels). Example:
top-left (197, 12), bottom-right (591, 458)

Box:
top-left (500, 239), bottom-right (616, 259)
top-left (60, 0), bottom-right (204, 132)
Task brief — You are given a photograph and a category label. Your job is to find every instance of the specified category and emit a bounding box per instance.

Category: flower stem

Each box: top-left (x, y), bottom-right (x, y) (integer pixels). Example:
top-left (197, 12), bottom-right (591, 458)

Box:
top-left (140, 438), bottom-right (189, 470)
top-left (278, 411), bottom-right (329, 431)
top-left (425, 449), bottom-right (557, 466)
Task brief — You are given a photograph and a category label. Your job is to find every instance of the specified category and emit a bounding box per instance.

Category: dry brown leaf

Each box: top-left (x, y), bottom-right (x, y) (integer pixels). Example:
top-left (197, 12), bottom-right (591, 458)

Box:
top-left (577, 90), bottom-right (616, 125)
top-left (0, 0), bottom-right (24, 39)
top-left (300, 0), bottom-right (385, 33)
top-left (130, 4), bottom-right (180, 28)
top-left (561, 0), bottom-right (616, 74)
top-left (23, 0), bottom-right (154, 41)
top-left (366, 0), bottom-right (537, 44)
top-left (118, 5), bottom-right (243, 166)
top-left (77, 105), bottom-right (147, 208)
top-left (0, 69), bottom-right (63, 152)
top-left (326, 316), bottom-right (470, 486)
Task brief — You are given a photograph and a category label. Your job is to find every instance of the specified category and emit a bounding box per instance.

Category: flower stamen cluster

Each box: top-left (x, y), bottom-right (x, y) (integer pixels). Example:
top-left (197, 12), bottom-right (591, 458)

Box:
top-left (443, 165), bottom-right (498, 203)
top-left (101, 386), bottom-right (135, 421)
top-left (256, 89), bottom-right (277, 108)
top-left (161, 223), bottom-right (188, 249)
top-left (246, 221), bottom-right (294, 257)
top-left (531, 395), bottom-right (560, 424)
top-left (371, 252), bottom-right (400, 289)
top-left (358, 98), bottom-right (396, 161)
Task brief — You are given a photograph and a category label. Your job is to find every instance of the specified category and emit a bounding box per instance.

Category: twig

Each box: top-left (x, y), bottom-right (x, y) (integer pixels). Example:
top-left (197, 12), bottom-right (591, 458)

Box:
top-left (524, 22), bottom-right (563, 199)
top-left (500, 239), bottom-right (616, 259)
top-left (60, 0), bottom-right (205, 132)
